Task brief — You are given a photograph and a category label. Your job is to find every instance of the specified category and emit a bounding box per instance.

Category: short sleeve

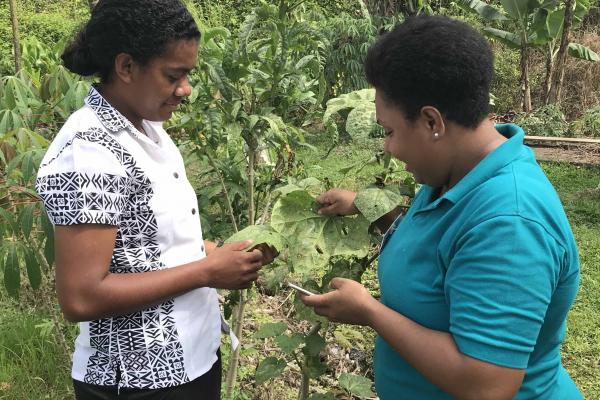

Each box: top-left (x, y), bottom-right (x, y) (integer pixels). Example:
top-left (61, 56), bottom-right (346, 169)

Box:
top-left (36, 135), bottom-right (129, 226)
top-left (445, 215), bottom-right (563, 368)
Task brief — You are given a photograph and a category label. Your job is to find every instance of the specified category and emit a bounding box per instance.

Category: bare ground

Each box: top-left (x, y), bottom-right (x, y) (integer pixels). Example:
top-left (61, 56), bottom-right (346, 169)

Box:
top-left (526, 142), bottom-right (600, 165)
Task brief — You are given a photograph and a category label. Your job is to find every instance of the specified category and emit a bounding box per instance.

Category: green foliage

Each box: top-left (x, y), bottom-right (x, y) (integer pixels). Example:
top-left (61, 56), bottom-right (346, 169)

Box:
top-left (270, 188), bottom-right (371, 277)
top-left (568, 42), bottom-right (600, 61)
top-left (354, 186), bottom-right (403, 223)
top-left (490, 44), bottom-right (521, 113)
top-left (339, 373), bottom-right (376, 399)
top-left (225, 224), bottom-right (287, 252)
top-left (0, 304), bottom-right (74, 399)
top-left (573, 106), bottom-right (600, 137)
top-left (514, 104), bottom-right (570, 136)
top-left (0, 0), bottom-right (87, 76)
top-left (323, 88), bottom-right (383, 141)
top-left (254, 322), bottom-right (288, 338)
top-left (255, 356), bottom-right (287, 385)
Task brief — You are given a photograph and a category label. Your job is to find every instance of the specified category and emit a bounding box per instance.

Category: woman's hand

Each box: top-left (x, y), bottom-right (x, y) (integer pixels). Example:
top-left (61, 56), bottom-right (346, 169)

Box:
top-left (316, 189), bottom-right (359, 216)
top-left (300, 278), bottom-right (379, 326)
top-left (202, 241), bottom-right (278, 290)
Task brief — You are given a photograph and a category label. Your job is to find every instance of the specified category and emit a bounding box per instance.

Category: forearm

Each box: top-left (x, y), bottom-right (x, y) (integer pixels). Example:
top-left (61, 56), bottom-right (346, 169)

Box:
top-left (366, 301), bottom-right (517, 400)
top-left (59, 258), bottom-right (213, 322)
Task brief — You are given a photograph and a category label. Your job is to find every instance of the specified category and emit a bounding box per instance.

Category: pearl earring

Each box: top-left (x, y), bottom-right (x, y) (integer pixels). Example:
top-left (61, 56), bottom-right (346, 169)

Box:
top-left (434, 132), bottom-right (439, 139)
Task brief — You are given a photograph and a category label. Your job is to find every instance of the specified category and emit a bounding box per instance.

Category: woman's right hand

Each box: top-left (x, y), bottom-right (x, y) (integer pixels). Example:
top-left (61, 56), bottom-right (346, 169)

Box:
top-left (202, 240), bottom-right (269, 289)
top-left (316, 188), bottom-right (359, 216)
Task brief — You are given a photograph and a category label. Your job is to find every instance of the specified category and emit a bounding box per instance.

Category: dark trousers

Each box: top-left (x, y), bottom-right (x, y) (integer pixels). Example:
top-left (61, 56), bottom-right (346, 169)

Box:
top-left (73, 351), bottom-right (221, 400)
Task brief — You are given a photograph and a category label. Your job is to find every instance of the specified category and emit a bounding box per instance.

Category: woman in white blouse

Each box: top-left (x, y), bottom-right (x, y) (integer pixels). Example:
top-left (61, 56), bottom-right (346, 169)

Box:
top-left (35, 1), bottom-right (276, 398)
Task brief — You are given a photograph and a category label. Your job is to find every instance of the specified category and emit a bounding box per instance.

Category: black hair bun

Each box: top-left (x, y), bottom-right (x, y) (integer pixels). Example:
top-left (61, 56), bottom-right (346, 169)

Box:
top-left (61, 29), bottom-right (97, 76)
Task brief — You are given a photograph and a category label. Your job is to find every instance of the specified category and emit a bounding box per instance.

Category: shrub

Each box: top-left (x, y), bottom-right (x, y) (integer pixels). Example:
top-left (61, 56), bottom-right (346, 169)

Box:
top-left (514, 104), bottom-right (571, 137)
top-left (573, 106), bottom-right (600, 137)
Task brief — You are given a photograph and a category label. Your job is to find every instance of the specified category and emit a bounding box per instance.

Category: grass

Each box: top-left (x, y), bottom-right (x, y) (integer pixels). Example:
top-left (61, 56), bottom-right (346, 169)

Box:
top-left (540, 162), bottom-right (600, 398)
top-left (0, 299), bottom-right (74, 400)
top-left (0, 146), bottom-right (598, 399)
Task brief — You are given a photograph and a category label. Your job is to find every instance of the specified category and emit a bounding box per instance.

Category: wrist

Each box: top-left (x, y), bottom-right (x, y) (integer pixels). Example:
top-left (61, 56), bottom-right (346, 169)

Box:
top-left (194, 257), bottom-right (214, 288)
top-left (363, 296), bottom-right (382, 328)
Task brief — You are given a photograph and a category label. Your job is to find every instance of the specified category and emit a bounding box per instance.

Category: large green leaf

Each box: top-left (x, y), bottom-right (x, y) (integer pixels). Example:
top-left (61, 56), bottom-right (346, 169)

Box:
top-left (500, 0), bottom-right (530, 21)
top-left (0, 208), bottom-right (19, 234)
top-left (354, 186), bottom-right (402, 223)
top-left (303, 331), bottom-right (326, 357)
top-left (345, 102), bottom-right (376, 141)
top-left (458, 0), bottom-right (507, 20)
top-left (225, 224), bottom-right (287, 252)
top-left (305, 352), bottom-right (327, 378)
top-left (21, 151), bottom-right (35, 185)
top-left (255, 357), bottom-right (287, 385)
top-left (270, 190), bottom-right (370, 276)
top-left (483, 27), bottom-right (522, 48)
top-left (275, 333), bottom-right (304, 354)
top-left (254, 322), bottom-right (288, 339)
top-left (40, 207), bottom-right (54, 267)
top-left (547, 8), bottom-right (565, 39)
top-left (339, 373), bottom-right (375, 399)
top-left (568, 43), bottom-right (600, 62)
top-left (3, 243), bottom-right (20, 299)
top-left (24, 247), bottom-right (41, 290)
top-left (323, 88), bottom-right (375, 124)
top-left (19, 203), bottom-right (36, 239)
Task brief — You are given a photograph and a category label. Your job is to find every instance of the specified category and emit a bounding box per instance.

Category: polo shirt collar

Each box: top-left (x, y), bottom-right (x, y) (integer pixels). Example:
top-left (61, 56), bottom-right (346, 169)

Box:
top-left (84, 86), bottom-right (159, 147)
top-left (441, 123), bottom-right (525, 204)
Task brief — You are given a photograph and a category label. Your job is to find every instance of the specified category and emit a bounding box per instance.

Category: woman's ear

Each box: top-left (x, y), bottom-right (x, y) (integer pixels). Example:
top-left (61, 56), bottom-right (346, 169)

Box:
top-left (420, 106), bottom-right (446, 140)
top-left (113, 53), bottom-right (136, 84)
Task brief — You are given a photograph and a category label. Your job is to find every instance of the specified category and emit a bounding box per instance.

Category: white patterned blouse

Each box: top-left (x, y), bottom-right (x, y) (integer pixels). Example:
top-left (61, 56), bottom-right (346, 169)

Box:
top-left (35, 86), bottom-right (222, 390)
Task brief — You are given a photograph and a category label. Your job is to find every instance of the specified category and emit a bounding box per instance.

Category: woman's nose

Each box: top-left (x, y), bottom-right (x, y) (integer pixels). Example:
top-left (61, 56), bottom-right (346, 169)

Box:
top-left (175, 78), bottom-right (192, 97)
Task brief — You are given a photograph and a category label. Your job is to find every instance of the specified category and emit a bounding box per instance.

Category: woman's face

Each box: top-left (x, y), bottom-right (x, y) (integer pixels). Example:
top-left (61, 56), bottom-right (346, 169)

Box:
top-left (376, 90), bottom-right (444, 186)
top-left (129, 39), bottom-right (198, 122)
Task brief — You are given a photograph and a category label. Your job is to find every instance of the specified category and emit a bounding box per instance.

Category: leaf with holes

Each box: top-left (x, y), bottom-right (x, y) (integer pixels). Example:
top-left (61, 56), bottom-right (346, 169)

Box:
top-left (270, 190), bottom-right (370, 277)
top-left (354, 186), bottom-right (403, 223)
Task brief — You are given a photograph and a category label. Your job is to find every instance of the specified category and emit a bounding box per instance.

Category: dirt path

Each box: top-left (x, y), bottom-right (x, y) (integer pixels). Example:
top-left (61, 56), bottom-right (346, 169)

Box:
top-left (525, 138), bottom-right (600, 165)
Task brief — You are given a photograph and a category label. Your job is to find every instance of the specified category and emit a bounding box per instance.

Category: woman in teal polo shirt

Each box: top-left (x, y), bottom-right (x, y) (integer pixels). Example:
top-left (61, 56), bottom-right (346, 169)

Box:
top-left (301, 16), bottom-right (582, 399)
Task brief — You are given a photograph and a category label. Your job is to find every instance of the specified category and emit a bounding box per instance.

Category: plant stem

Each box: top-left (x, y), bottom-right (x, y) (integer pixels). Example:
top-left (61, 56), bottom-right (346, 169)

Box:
top-left (297, 323), bottom-right (321, 400)
top-left (8, 0), bottom-right (22, 74)
top-left (224, 143), bottom-right (258, 399)
top-left (224, 289), bottom-right (246, 399)
top-left (205, 151), bottom-right (239, 232)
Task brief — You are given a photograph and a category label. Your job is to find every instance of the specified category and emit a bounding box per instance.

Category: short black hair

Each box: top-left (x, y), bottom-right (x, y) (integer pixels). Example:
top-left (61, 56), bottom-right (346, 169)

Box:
top-left (365, 15), bottom-right (494, 129)
top-left (62, 0), bottom-right (200, 82)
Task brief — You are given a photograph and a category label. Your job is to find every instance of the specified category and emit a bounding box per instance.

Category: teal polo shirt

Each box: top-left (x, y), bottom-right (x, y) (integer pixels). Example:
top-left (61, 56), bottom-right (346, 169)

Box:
top-left (374, 124), bottom-right (581, 399)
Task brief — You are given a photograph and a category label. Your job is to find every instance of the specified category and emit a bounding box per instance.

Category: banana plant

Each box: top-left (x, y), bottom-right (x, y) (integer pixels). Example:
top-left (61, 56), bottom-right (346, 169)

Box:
top-left (459, 0), bottom-right (597, 112)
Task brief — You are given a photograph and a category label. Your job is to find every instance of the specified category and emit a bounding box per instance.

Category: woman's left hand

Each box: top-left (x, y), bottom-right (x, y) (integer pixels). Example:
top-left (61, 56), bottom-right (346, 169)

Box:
top-left (300, 278), bottom-right (379, 326)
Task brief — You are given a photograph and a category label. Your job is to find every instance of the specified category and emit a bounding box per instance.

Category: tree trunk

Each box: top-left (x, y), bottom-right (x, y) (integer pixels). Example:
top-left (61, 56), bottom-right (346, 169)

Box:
top-left (520, 44), bottom-right (532, 112)
top-left (542, 44), bottom-right (555, 105)
top-left (8, 0), bottom-right (22, 74)
top-left (547, 0), bottom-right (575, 104)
